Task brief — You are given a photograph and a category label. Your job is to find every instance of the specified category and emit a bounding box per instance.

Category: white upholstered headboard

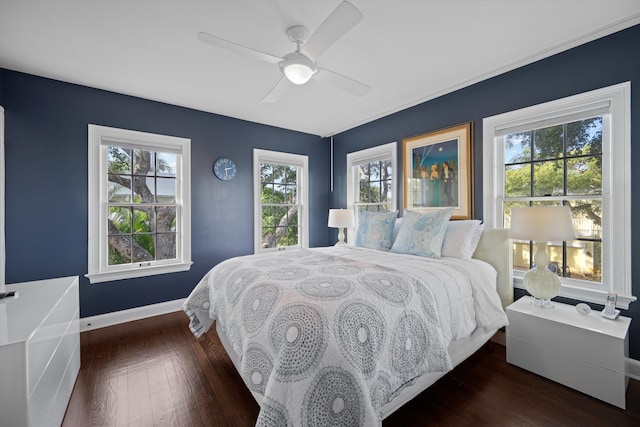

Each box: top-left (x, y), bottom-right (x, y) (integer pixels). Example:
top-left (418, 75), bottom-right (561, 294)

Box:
top-left (472, 228), bottom-right (513, 308)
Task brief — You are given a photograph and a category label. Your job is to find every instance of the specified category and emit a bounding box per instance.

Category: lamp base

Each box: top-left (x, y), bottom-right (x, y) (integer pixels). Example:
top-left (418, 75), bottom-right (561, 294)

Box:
top-left (530, 296), bottom-right (555, 309)
top-left (523, 242), bottom-right (562, 308)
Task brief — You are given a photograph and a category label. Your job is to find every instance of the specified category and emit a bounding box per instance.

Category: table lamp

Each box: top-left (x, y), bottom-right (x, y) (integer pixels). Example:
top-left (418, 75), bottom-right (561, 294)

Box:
top-left (328, 209), bottom-right (355, 245)
top-left (509, 206), bottom-right (576, 308)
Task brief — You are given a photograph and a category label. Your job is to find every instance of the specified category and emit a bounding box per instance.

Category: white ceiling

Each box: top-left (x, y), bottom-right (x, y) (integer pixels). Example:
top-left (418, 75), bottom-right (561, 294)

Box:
top-left (1, 0), bottom-right (639, 137)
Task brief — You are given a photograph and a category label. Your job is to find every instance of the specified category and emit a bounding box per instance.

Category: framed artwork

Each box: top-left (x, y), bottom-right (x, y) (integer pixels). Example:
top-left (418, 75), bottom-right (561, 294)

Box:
top-left (402, 122), bottom-right (473, 219)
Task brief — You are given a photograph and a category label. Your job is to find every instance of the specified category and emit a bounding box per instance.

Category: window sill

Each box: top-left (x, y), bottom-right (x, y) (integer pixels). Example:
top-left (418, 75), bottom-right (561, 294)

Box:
top-left (513, 277), bottom-right (636, 310)
top-left (85, 261), bottom-right (193, 284)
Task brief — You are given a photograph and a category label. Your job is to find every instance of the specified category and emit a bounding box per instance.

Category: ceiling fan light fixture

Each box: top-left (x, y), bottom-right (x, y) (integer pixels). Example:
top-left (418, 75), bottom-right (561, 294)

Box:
top-left (281, 52), bottom-right (316, 85)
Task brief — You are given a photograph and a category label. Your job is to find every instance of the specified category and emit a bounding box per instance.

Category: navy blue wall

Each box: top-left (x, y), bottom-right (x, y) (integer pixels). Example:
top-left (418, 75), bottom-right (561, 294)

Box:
top-left (331, 25), bottom-right (640, 359)
top-left (0, 70), bottom-right (329, 317)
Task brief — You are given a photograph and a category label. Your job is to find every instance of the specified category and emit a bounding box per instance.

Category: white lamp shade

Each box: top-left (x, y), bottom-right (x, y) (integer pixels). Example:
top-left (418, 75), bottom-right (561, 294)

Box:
top-left (328, 209), bottom-right (355, 228)
top-left (509, 206), bottom-right (576, 242)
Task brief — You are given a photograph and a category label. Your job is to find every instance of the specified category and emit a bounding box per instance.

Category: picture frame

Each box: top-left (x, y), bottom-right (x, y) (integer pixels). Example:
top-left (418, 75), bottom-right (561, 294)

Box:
top-left (402, 122), bottom-right (473, 219)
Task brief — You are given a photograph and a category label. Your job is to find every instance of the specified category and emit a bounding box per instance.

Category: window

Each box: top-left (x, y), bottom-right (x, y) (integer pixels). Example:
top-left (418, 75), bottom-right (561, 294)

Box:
top-left (483, 83), bottom-right (635, 308)
top-left (87, 125), bottom-right (191, 283)
top-left (346, 142), bottom-right (397, 231)
top-left (253, 149), bottom-right (308, 253)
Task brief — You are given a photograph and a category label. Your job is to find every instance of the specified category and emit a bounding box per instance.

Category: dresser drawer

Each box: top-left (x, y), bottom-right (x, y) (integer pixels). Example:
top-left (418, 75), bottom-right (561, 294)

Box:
top-left (27, 280), bottom-right (79, 395)
top-left (29, 313), bottom-right (80, 427)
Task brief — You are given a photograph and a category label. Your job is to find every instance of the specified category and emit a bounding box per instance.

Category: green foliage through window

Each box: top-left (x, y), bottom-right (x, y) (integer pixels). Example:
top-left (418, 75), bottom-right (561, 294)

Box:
top-left (107, 147), bottom-right (177, 265)
top-left (504, 117), bottom-right (602, 282)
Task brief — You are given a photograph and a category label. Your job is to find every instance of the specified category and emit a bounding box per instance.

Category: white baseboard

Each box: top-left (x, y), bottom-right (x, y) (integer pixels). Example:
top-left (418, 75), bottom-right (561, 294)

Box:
top-left (80, 298), bottom-right (186, 331)
top-left (626, 357), bottom-right (640, 381)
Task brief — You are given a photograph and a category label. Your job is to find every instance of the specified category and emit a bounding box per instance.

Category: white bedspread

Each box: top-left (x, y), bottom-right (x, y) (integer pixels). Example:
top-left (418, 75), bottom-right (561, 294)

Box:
top-left (183, 246), bottom-right (507, 426)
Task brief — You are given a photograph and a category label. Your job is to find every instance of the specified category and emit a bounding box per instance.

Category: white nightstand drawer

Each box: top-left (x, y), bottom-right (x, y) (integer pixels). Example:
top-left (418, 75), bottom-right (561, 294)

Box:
top-left (506, 296), bottom-right (631, 409)
top-left (507, 335), bottom-right (627, 408)
top-left (507, 308), bottom-right (627, 372)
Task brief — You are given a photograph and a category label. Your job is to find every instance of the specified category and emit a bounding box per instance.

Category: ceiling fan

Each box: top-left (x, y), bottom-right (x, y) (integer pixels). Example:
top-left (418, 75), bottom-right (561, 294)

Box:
top-left (197, 1), bottom-right (371, 103)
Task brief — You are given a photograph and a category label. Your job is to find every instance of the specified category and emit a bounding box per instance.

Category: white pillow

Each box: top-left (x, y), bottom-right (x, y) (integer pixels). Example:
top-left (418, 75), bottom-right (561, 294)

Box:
top-left (441, 220), bottom-right (484, 260)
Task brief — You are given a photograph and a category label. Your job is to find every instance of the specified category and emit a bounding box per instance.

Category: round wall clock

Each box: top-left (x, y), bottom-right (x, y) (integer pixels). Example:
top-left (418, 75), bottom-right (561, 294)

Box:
top-left (213, 157), bottom-right (237, 181)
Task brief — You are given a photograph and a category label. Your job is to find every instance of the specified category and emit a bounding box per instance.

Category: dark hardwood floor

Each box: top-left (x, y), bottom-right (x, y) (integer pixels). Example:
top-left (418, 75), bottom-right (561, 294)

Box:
top-left (62, 311), bottom-right (640, 426)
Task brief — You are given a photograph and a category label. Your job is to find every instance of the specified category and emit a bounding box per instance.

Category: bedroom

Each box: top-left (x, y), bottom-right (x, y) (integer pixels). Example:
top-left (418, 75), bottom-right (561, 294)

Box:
top-left (1, 1), bottom-right (640, 425)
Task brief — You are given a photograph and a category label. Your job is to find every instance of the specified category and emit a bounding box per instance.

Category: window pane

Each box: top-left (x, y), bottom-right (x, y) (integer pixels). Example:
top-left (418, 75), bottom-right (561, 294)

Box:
top-left (156, 177), bottom-right (176, 202)
top-left (108, 206), bottom-right (132, 233)
top-left (566, 117), bottom-right (602, 156)
top-left (156, 152), bottom-right (177, 177)
top-left (261, 163), bottom-right (274, 183)
top-left (565, 240), bottom-right (601, 283)
top-left (156, 233), bottom-right (177, 260)
top-left (382, 179), bottom-right (392, 203)
top-left (133, 207), bottom-right (154, 233)
top-left (533, 160), bottom-right (563, 196)
top-left (369, 182), bottom-right (381, 202)
top-left (133, 176), bottom-right (155, 203)
top-left (273, 165), bottom-right (286, 184)
top-left (108, 176), bottom-right (132, 202)
top-left (108, 236), bottom-right (132, 265)
top-left (157, 206), bottom-right (176, 232)
top-left (359, 181), bottom-right (370, 203)
top-left (108, 147), bottom-right (131, 174)
top-left (133, 150), bottom-right (155, 175)
top-left (568, 199), bottom-right (602, 239)
top-left (262, 227), bottom-right (276, 249)
top-left (133, 234), bottom-right (155, 262)
top-left (262, 183), bottom-right (274, 204)
top-left (567, 156), bottom-right (602, 195)
top-left (285, 166), bottom-right (297, 184)
top-left (533, 125), bottom-right (563, 161)
top-left (369, 162), bottom-right (381, 180)
top-left (504, 131), bottom-right (531, 164)
top-left (504, 164), bottom-right (531, 197)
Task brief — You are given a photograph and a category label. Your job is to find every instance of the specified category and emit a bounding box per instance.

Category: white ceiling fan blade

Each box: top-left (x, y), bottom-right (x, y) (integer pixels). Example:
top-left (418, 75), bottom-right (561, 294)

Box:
top-left (313, 68), bottom-right (371, 97)
top-left (302, 1), bottom-right (363, 60)
top-left (262, 77), bottom-right (292, 103)
top-left (197, 32), bottom-right (282, 64)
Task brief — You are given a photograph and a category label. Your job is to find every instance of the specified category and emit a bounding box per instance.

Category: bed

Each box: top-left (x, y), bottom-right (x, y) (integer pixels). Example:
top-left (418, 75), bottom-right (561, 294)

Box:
top-left (183, 218), bottom-right (512, 427)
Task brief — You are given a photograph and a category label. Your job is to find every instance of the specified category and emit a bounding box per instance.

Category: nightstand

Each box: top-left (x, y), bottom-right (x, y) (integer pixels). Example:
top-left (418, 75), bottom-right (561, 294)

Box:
top-left (506, 296), bottom-right (630, 409)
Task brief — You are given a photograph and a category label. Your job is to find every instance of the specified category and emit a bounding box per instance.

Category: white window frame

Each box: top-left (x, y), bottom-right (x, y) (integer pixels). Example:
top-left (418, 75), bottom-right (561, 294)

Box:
top-left (346, 142), bottom-right (398, 239)
top-left (253, 149), bottom-right (309, 253)
top-left (483, 82), bottom-right (635, 308)
top-left (86, 125), bottom-right (192, 283)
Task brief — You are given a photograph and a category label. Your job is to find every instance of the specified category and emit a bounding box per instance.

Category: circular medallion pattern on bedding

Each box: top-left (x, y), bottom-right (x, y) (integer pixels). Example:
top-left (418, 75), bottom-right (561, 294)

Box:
top-left (266, 266), bottom-right (311, 281)
top-left (334, 300), bottom-right (385, 377)
top-left (242, 343), bottom-right (273, 395)
top-left (369, 372), bottom-right (393, 418)
top-left (298, 254), bottom-right (338, 266)
top-left (319, 264), bottom-right (362, 275)
top-left (301, 366), bottom-right (364, 427)
top-left (242, 283), bottom-right (282, 335)
top-left (413, 281), bottom-right (439, 324)
top-left (226, 268), bottom-right (262, 306)
top-left (357, 272), bottom-right (412, 304)
top-left (253, 256), bottom-right (294, 268)
top-left (268, 302), bottom-right (328, 382)
top-left (296, 276), bottom-right (354, 300)
top-left (256, 397), bottom-right (293, 427)
top-left (389, 311), bottom-right (430, 377)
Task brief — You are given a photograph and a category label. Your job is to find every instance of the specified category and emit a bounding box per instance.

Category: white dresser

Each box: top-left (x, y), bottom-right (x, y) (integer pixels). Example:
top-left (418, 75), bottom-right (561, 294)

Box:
top-left (506, 296), bottom-right (630, 409)
top-left (0, 276), bottom-right (80, 426)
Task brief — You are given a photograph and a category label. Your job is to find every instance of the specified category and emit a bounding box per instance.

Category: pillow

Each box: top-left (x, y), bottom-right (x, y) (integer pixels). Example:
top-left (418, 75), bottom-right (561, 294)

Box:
top-left (441, 220), bottom-right (484, 260)
top-left (390, 208), bottom-right (454, 258)
top-left (354, 211), bottom-right (397, 251)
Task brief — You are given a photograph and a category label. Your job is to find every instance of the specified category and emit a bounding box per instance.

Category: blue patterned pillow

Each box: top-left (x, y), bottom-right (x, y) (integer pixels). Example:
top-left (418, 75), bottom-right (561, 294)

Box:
top-left (390, 208), bottom-right (454, 258)
top-left (354, 211), bottom-right (397, 251)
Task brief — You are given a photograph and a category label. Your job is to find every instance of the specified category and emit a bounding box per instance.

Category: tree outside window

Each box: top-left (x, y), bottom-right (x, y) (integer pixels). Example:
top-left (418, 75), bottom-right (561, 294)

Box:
top-left (503, 117), bottom-right (603, 283)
